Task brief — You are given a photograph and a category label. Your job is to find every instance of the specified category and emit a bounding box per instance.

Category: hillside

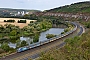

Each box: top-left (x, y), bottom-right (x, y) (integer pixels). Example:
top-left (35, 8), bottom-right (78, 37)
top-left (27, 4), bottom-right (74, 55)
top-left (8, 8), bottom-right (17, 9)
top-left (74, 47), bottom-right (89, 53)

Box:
top-left (45, 1), bottom-right (90, 13)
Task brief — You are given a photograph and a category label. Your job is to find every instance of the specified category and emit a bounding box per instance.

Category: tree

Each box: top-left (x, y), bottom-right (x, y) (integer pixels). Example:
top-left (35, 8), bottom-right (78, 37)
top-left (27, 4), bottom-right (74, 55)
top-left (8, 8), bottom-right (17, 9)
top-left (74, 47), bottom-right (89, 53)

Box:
top-left (18, 20), bottom-right (26, 23)
top-left (64, 28), bottom-right (69, 32)
top-left (0, 25), bottom-right (4, 30)
top-left (33, 34), bottom-right (39, 43)
top-left (0, 48), bottom-right (5, 54)
top-left (46, 34), bottom-right (56, 39)
top-left (16, 40), bottom-right (21, 48)
top-left (1, 43), bottom-right (10, 52)
top-left (0, 25), bottom-right (4, 32)
top-left (30, 21), bottom-right (34, 23)
top-left (10, 30), bottom-right (17, 36)
top-left (20, 40), bottom-right (28, 47)
top-left (61, 32), bottom-right (64, 34)
top-left (5, 20), bottom-right (15, 23)
top-left (4, 24), bottom-right (15, 28)
top-left (4, 20), bottom-right (6, 22)
top-left (86, 22), bottom-right (90, 28)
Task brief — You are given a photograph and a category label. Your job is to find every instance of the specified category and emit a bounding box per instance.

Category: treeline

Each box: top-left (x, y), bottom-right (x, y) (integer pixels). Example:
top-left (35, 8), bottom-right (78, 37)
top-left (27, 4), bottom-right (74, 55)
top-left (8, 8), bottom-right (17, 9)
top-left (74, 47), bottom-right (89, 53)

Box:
top-left (18, 20), bottom-right (26, 23)
top-left (4, 20), bottom-right (15, 23)
top-left (0, 14), bottom-right (38, 21)
top-left (4, 20), bottom-right (27, 23)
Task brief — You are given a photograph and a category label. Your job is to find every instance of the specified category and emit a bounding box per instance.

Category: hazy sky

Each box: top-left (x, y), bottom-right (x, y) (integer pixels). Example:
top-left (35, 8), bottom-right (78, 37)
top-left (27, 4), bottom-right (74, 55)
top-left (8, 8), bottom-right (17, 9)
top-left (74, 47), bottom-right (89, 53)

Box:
top-left (0, 0), bottom-right (89, 11)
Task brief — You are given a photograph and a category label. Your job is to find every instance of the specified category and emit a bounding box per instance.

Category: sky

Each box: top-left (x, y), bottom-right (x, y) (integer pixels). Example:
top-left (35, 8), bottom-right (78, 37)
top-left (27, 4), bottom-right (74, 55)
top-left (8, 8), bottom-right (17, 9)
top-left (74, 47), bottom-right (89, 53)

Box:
top-left (0, 0), bottom-right (90, 11)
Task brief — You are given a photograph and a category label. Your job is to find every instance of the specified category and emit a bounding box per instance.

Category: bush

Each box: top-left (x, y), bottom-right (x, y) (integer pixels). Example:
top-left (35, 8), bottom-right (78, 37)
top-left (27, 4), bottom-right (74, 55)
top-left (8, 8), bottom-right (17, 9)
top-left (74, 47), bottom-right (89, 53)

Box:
top-left (20, 40), bottom-right (28, 47)
top-left (0, 48), bottom-right (5, 54)
top-left (18, 20), bottom-right (26, 23)
top-left (30, 21), bottom-right (34, 23)
top-left (61, 32), bottom-right (64, 34)
top-left (86, 23), bottom-right (90, 28)
top-left (10, 30), bottom-right (17, 36)
top-left (4, 20), bottom-right (6, 22)
top-left (46, 34), bottom-right (56, 39)
top-left (4, 20), bottom-right (15, 23)
top-left (1, 43), bottom-right (10, 52)
top-left (33, 34), bottom-right (39, 43)
top-left (64, 28), bottom-right (69, 32)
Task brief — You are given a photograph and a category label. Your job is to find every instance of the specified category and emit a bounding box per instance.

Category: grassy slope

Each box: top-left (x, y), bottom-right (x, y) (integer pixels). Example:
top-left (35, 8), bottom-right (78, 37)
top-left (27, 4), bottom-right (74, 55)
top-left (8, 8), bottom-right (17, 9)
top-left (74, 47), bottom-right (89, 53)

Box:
top-left (45, 1), bottom-right (90, 13)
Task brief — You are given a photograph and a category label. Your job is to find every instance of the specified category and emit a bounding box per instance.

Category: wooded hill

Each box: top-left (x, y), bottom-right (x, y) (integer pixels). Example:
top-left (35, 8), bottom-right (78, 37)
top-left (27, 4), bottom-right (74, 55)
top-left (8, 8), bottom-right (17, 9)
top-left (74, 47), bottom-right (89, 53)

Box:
top-left (45, 1), bottom-right (90, 13)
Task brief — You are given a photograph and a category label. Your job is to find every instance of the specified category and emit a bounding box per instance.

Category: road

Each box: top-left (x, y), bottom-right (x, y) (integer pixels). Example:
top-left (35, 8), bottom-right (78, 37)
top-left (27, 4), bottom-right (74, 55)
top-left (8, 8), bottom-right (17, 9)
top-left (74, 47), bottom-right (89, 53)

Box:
top-left (0, 22), bottom-right (84, 60)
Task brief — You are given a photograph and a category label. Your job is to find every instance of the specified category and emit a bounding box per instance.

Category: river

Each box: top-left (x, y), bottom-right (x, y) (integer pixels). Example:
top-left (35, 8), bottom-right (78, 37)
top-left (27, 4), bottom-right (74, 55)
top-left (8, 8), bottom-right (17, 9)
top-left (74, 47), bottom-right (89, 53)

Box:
top-left (8, 28), bottom-right (64, 48)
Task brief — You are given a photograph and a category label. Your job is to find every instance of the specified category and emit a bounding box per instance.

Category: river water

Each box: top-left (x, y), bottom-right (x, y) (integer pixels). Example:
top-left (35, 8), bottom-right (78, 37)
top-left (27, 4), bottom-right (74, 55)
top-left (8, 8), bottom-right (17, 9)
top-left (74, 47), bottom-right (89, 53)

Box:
top-left (9, 28), bottom-right (64, 48)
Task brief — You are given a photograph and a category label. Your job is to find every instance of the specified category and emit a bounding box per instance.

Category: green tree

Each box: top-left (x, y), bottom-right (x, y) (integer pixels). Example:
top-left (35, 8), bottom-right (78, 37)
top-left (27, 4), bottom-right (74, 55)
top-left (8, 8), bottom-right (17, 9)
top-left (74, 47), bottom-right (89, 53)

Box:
top-left (61, 32), bottom-right (64, 34)
top-left (1, 43), bottom-right (10, 52)
top-left (30, 21), bottom-right (34, 23)
top-left (64, 28), bottom-right (69, 32)
top-left (16, 40), bottom-right (21, 48)
top-left (10, 30), bottom-right (17, 36)
top-left (46, 34), bottom-right (56, 39)
top-left (20, 40), bottom-right (28, 47)
top-left (86, 22), bottom-right (90, 28)
top-left (33, 34), bottom-right (39, 43)
top-left (0, 48), bottom-right (5, 54)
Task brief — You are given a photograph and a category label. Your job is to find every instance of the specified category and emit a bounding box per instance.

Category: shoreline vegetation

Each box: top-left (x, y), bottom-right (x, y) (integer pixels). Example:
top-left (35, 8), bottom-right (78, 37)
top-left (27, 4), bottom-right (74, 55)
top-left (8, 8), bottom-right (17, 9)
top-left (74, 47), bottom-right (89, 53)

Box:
top-left (0, 19), bottom-right (52, 57)
top-left (0, 17), bottom-right (71, 58)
